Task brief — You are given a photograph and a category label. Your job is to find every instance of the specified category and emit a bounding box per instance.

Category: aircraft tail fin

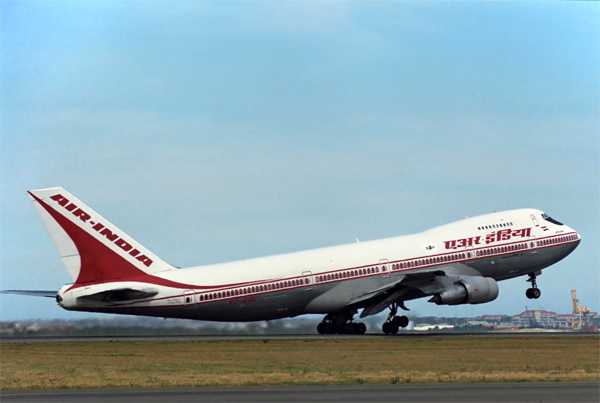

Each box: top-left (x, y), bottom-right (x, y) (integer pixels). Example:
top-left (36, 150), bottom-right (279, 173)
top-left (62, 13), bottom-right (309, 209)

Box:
top-left (28, 187), bottom-right (176, 284)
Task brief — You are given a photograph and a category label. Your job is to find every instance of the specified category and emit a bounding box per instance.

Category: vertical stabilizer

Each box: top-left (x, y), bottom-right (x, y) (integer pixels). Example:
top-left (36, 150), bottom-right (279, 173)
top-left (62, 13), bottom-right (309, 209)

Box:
top-left (28, 187), bottom-right (176, 284)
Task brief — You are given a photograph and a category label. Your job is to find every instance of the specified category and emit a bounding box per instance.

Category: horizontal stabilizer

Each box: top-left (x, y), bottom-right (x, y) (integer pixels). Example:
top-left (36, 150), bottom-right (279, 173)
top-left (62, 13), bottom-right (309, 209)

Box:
top-left (77, 288), bottom-right (158, 302)
top-left (1, 290), bottom-right (57, 298)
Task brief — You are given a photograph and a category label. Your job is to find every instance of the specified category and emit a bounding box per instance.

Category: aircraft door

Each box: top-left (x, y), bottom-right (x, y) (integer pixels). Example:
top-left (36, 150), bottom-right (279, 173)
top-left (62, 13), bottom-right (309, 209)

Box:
top-left (466, 246), bottom-right (475, 264)
top-left (380, 259), bottom-right (391, 278)
top-left (530, 214), bottom-right (540, 227)
top-left (302, 271), bottom-right (314, 291)
top-left (183, 290), bottom-right (195, 309)
top-left (528, 236), bottom-right (538, 254)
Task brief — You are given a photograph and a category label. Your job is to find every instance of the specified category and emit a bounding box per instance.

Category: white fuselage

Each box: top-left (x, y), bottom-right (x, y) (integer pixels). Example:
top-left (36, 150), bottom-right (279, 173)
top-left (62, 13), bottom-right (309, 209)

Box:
top-left (57, 208), bottom-right (580, 321)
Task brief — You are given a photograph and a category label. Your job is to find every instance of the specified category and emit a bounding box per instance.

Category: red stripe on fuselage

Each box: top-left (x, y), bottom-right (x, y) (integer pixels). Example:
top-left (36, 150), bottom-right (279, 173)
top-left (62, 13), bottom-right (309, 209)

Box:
top-left (68, 233), bottom-right (581, 308)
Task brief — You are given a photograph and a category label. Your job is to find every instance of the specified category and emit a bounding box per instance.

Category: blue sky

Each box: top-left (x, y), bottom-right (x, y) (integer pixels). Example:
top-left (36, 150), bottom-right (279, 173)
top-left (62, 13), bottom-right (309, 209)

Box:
top-left (1, 1), bottom-right (598, 322)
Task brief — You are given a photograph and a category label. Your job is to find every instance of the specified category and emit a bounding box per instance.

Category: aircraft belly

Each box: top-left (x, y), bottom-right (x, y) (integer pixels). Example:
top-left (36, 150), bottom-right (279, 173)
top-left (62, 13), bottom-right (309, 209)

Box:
top-left (475, 254), bottom-right (523, 279)
top-left (475, 243), bottom-right (573, 281)
top-left (207, 288), bottom-right (311, 321)
top-left (103, 287), bottom-right (317, 322)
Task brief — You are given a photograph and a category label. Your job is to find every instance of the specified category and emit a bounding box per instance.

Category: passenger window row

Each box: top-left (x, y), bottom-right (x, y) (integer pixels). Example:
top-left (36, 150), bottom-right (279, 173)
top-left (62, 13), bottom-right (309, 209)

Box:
top-left (316, 251), bottom-right (469, 284)
top-left (478, 222), bottom-right (513, 231)
top-left (193, 234), bottom-right (578, 304)
top-left (476, 243), bottom-right (528, 257)
top-left (197, 278), bottom-right (309, 302)
top-left (392, 253), bottom-right (466, 270)
top-left (540, 234), bottom-right (577, 247)
top-left (316, 251), bottom-right (471, 284)
top-left (315, 266), bottom-right (381, 283)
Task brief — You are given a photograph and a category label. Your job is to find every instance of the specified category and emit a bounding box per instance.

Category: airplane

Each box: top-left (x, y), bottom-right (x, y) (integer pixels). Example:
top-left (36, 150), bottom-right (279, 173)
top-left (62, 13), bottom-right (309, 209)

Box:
top-left (2, 187), bottom-right (581, 334)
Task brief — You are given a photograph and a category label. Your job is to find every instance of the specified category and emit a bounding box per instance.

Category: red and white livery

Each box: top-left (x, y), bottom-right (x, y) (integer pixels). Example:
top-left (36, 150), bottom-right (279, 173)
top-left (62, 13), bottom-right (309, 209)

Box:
top-left (3, 187), bottom-right (581, 334)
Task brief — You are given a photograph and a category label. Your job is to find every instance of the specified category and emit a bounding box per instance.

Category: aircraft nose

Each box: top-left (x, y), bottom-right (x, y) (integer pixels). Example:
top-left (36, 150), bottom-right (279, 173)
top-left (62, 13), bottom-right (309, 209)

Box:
top-left (567, 227), bottom-right (582, 249)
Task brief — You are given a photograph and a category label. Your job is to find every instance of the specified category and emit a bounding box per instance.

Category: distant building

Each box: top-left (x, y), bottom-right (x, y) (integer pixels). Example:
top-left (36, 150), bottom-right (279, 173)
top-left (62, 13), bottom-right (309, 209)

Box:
top-left (466, 320), bottom-right (491, 326)
top-left (512, 310), bottom-right (575, 328)
top-left (481, 315), bottom-right (510, 322)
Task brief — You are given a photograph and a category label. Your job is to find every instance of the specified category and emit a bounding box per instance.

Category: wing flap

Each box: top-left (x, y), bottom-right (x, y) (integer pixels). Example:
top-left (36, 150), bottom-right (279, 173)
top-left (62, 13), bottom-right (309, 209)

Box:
top-left (347, 275), bottom-right (406, 305)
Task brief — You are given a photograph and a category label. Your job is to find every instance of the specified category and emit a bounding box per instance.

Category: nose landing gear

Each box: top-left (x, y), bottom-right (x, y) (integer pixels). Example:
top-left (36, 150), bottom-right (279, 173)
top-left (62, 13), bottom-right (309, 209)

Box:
top-left (381, 303), bottom-right (410, 335)
top-left (526, 273), bottom-right (541, 299)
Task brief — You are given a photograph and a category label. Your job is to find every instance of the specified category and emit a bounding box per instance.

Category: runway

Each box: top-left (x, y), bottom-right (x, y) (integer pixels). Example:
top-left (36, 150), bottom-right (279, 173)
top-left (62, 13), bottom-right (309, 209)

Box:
top-left (1, 331), bottom-right (598, 343)
top-left (2, 383), bottom-right (599, 402)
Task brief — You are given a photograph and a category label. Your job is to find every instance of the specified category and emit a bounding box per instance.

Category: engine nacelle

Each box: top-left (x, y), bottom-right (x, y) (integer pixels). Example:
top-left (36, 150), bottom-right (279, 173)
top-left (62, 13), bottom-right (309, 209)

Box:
top-left (429, 277), bottom-right (499, 305)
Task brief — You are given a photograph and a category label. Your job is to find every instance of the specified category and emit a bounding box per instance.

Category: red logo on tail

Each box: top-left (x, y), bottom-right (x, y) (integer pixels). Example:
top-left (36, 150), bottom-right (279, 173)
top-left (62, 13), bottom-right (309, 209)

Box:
top-left (50, 194), bottom-right (153, 267)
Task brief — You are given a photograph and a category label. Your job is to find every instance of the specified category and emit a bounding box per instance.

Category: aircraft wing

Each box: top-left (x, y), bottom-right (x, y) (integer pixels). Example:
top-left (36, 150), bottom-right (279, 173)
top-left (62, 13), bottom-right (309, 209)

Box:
top-left (351, 267), bottom-right (464, 318)
top-left (348, 277), bottom-right (407, 305)
top-left (1, 290), bottom-right (57, 298)
top-left (400, 269), bottom-right (447, 283)
top-left (349, 268), bottom-right (450, 305)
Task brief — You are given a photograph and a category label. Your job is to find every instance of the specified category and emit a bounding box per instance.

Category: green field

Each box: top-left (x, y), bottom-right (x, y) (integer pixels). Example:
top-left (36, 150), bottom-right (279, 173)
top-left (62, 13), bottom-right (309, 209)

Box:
top-left (2, 337), bottom-right (598, 389)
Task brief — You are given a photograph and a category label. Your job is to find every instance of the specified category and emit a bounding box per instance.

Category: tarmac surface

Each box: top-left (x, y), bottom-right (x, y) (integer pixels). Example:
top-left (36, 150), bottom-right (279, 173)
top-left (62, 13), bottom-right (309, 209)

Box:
top-left (2, 382), bottom-right (599, 402)
top-left (2, 331), bottom-right (598, 343)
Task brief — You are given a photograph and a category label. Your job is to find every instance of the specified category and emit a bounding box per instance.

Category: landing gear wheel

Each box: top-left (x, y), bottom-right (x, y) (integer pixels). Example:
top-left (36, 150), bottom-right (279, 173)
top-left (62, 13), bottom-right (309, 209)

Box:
top-left (396, 315), bottom-right (409, 328)
top-left (317, 322), bottom-right (335, 334)
top-left (526, 273), bottom-right (541, 300)
top-left (381, 303), bottom-right (407, 335)
top-left (318, 313), bottom-right (366, 335)
top-left (344, 323), bottom-right (355, 334)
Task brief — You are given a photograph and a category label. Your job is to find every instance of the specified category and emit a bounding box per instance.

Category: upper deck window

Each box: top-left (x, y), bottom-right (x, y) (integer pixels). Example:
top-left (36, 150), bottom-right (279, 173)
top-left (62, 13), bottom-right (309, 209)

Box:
top-left (541, 213), bottom-right (563, 226)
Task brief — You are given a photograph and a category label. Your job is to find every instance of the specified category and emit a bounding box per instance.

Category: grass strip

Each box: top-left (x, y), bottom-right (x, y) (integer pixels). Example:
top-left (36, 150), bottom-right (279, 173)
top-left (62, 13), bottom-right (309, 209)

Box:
top-left (2, 337), bottom-right (598, 389)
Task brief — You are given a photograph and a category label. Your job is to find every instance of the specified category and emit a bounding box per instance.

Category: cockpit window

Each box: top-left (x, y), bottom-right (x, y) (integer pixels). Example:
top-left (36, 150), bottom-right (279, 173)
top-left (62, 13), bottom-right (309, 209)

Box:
top-left (541, 213), bottom-right (563, 226)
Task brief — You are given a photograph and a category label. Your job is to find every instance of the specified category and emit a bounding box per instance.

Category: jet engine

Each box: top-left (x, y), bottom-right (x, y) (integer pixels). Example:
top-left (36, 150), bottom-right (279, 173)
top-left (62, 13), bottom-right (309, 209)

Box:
top-left (428, 277), bottom-right (499, 305)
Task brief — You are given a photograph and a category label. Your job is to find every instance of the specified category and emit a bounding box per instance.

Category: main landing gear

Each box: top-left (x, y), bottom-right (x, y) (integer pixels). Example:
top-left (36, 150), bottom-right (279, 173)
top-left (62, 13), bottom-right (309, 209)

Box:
top-left (317, 313), bottom-right (367, 335)
top-left (526, 273), bottom-right (541, 299)
top-left (382, 303), bottom-right (410, 335)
